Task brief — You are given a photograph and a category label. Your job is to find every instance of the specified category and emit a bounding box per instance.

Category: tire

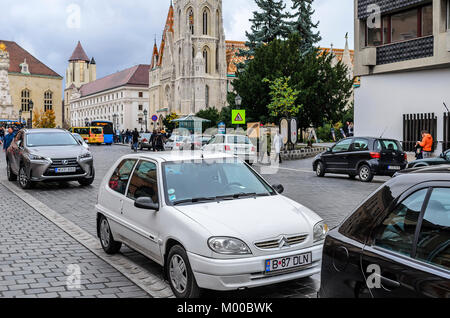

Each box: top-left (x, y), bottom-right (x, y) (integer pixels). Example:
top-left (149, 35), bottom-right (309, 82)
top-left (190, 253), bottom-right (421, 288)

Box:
top-left (18, 166), bottom-right (33, 189)
top-left (99, 216), bottom-right (122, 255)
top-left (358, 164), bottom-right (374, 183)
top-left (7, 161), bottom-right (17, 181)
top-left (316, 161), bottom-right (326, 177)
top-left (78, 168), bottom-right (95, 186)
top-left (167, 245), bottom-right (201, 298)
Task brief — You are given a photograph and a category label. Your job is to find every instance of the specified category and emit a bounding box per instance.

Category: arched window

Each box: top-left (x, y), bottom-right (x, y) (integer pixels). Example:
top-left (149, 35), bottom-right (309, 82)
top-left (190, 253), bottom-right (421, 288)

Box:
top-left (178, 9), bottom-right (181, 37)
top-left (21, 89), bottom-right (30, 112)
top-left (192, 46), bottom-right (195, 59)
top-left (216, 10), bottom-right (220, 36)
top-left (203, 8), bottom-right (209, 35)
top-left (205, 85), bottom-right (209, 108)
top-left (216, 46), bottom-right (219, 72)
top-left (188, 8), bottom-right (194, 35)
top-left (203, 48), bottom-right (209, 74)
top-left (44, 90), bottom-right (53, 111)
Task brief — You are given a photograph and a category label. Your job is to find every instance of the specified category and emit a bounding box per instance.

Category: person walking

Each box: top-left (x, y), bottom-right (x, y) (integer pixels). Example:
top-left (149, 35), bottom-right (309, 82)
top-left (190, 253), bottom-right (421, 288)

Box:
top-left (273, 131), bottom-right (283, 164)
top-left (348, 122), bottom-right (354, 137)
top-left (416, 130), bottom-right (433, 158)
top-left (265, 130), bottom-right (272, 165)
top-left (0, 126), bottom-right (5, 144)
top-left (132, 128), bottom-right (140, 152)
top-left (3, 127), bottom-right (17, 154)
top-left (150, 130), bottom-right (158, 152)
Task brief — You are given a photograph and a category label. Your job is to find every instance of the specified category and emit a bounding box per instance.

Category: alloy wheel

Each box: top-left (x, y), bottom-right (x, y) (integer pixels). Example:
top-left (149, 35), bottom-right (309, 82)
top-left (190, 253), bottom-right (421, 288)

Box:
top-left (100, 219), bottom-right (111, 248)
top-left (19, 168), bottom-right (28, 187)
top-left (169, 254), bottom-right (188, 294)
top-left (360, 166), bottom-right (370, 181)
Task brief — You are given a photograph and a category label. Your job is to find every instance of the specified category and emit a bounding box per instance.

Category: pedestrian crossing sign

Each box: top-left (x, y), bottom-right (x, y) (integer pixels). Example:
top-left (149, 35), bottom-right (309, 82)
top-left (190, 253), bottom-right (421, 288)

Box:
top-left (232, 110), bottom-right (246, 125)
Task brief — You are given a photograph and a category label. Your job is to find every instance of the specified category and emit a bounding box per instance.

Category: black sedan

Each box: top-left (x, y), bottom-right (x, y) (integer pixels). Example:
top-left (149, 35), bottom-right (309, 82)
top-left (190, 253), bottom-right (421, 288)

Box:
top-left (407, 149), bottom-right (450, 168)
top-left (313, 137), bottom-right (408, 182)
top-left (319, 165), bottom-right (450, 298)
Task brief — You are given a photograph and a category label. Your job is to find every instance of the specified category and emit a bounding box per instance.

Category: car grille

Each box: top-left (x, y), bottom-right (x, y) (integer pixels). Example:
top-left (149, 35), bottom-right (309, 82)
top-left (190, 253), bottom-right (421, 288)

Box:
top-left (43, 158), bottom-right (84, 176)
top-left (254, 234), bottom-right (308, 250)
top-left (51, 158), bottom-right (78, 165)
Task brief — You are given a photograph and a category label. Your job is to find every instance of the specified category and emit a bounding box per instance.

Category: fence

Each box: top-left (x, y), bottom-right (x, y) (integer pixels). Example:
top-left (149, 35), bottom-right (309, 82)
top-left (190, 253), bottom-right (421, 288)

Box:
top-left (403, 113), bottom-right (437, 152)
top-left (444, 112), bottom-right (450, 152)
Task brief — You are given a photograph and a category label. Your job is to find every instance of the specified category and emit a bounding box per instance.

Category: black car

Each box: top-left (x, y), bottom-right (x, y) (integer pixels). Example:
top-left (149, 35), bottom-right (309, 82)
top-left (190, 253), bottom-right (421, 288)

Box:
top-left (407, 149), bottom-right (450, 168)
top-left (319, 166), bottom-right (450, 298)
top-left (313, 137), bottom-right (408, 182)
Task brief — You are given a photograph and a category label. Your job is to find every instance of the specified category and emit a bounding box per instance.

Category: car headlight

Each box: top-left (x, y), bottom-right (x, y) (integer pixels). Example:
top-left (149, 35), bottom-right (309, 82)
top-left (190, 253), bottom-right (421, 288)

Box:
top-left (208, 237), bottom-right (252, 255)
top-left (79, 152), bottom-right (92, 160)
top-left (313, 221), bottom-right (329, 242)
top-left (28, 154), bottom-right (49, 161)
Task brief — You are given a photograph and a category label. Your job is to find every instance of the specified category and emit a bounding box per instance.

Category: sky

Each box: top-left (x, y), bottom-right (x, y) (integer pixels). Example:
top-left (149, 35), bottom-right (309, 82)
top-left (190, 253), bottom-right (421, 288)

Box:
top-left (1, 0), bottom-right (353, 82)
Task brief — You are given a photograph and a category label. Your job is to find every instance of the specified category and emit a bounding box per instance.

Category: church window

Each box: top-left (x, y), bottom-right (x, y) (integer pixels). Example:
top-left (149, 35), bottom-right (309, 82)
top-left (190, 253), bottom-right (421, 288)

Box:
top-left (21, 89), bottom-right (31, 112)
top-left (44, 91), bottom-right (53, 111)
top-left (188, 9), bottom-right (194, 35)
top-left (203, 9), bottom-right (209, 35)
top-left (203, 48), bottom-right (209, 74)
top-left (216, 46), bottom-right (219, 72)
top-left (80, 62), bottom-right (85, 82)
top-left (216, 10), bottom-right (220, 36)
top-left (205, 85), bottom-right (209, 108)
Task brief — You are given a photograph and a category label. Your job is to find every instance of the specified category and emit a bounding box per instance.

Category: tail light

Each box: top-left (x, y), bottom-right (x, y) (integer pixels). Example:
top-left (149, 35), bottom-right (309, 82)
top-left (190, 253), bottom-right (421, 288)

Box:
top-left (224, 145), bottom-right (231, 151)
top-left (176, 143), bottom-right (181, 147)
top-left (370, 152), bottom-right (381, 159)
top-left (404, 153), bottom-right (408, 161)
top-left (142, 139), bottom-right (148, 143)
top-left (251, 147), bottom-right (256, 152)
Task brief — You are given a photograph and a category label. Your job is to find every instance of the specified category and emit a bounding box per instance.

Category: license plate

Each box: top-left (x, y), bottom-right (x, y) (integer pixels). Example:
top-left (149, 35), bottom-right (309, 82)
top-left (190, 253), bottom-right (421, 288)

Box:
top-left (55, 167), bottom-right (76, 173)
top-left (265, 252), bottom-right (312, 273)
top-left (388, 166), bottom-right (401, 170)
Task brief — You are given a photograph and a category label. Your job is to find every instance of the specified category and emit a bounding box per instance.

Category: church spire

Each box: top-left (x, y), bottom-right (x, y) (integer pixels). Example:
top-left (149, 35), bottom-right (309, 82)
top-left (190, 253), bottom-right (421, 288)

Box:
top-left (69, 41), bottom-right (90, 62)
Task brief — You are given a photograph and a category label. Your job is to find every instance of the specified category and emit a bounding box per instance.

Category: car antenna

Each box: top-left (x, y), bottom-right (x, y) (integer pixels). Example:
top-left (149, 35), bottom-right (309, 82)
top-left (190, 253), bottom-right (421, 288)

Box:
top-left (379, 125), bottom-right (389, 139)
top-left (444, 102), bottom-right (449, 113)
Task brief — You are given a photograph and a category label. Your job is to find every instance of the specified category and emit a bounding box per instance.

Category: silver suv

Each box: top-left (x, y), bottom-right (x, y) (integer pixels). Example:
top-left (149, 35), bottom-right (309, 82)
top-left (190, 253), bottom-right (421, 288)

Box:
top-left (6, 128), bottom-right (95, 189)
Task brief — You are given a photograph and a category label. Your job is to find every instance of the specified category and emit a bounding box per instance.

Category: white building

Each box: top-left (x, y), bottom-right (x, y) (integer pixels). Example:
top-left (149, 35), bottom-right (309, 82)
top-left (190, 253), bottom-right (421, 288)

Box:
top-left (69, 64), bottom-right (150, 131)
top-left (354, 0), bottom-right (450, 154)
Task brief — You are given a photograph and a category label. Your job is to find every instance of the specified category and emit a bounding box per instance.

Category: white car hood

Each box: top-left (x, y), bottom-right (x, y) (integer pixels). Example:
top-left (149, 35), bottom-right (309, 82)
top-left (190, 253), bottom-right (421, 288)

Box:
top-left (174, 195), bottom-right (320, 245)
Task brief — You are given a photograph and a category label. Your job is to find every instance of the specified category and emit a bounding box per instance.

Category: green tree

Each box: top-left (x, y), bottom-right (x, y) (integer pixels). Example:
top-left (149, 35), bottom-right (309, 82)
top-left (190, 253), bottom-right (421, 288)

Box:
top-left (163, 112), bottom-right (179, 132)
top-left (288, 0), bottom-right (321, 55)
top-left (196, 107), bottom-right (220, 129)
top-left (263, 76), bottom-right (301, 120)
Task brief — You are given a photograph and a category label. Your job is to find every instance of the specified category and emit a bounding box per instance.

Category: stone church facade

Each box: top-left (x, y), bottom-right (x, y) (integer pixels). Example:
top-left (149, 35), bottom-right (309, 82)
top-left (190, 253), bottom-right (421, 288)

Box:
top-left (149, 0), bottom-right (228, 123)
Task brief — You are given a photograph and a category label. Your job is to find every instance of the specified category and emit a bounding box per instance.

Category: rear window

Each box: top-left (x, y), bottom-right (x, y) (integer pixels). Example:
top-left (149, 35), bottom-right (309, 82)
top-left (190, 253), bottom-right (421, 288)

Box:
top-left (74, 128), bottom-right (89, 135)
top-left (91, 128), bottom-right (103, 135)
top-left (377, 139), bottom-right (403, 152)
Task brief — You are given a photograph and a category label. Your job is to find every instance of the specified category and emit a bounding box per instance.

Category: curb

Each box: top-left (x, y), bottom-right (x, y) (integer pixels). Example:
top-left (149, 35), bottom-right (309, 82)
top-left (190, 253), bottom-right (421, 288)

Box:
top-left (0, 180), bottom-right (174, 298)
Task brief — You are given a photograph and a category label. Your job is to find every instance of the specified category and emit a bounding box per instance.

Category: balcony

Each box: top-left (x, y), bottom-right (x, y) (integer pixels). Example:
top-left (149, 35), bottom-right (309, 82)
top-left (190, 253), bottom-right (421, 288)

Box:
top-left (376, 36), bottom-right (434, 65)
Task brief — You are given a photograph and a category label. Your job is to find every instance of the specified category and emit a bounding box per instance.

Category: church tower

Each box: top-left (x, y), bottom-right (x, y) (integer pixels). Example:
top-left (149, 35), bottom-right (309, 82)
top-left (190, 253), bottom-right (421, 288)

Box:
top-left (149, 0), bottom-right (228, 119)
top-left (64, 41), bottom-right (96, 126)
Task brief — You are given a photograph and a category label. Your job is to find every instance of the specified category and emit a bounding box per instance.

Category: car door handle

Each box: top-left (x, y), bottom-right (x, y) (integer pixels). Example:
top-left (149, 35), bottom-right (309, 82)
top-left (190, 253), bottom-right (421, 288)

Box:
top-left (380, 275), bottom-right (401, 290)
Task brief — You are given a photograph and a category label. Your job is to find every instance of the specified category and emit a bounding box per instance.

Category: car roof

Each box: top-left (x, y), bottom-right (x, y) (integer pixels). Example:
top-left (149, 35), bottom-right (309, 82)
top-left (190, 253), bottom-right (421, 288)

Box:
top-left (120, 151), bottom-right (236, 163)
top-left (25, 128), bottom-right (68, 134)
top-left (389, 166), bottom-right (450, 192)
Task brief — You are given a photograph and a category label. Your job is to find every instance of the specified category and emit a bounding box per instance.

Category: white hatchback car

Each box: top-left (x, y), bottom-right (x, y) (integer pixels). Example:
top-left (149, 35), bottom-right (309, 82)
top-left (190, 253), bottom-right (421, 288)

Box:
top-left (96, 152), bottom-right (327, 298)
top-left (202, 134), bottom-right (258, 164)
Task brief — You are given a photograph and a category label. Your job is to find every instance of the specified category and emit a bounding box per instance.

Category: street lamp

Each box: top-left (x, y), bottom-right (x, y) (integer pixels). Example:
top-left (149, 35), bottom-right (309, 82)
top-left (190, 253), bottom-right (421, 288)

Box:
top-left (143, 109), bottom-right (148, 132)
top-left (235, 94), bottom-right (242, 129)
top-left (28, 100), bottom-right (34, 129)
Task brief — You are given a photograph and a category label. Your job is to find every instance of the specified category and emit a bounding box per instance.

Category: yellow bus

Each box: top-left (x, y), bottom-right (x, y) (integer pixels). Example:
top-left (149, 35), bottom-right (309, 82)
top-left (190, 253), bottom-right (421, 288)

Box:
top-left (72, 127), bottom-right (104, 144)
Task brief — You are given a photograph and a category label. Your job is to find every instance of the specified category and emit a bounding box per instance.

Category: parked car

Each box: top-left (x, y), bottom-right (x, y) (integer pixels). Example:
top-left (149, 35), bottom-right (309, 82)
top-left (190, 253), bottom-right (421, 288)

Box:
top-left (313, 137), bottom-right (408, 182)
top-left (72, 133), bottom-right (90, 151)
top-left (319, 165), bottom-right (450, 298)
top-left (165, 135), bottom-right (189, 151)
top-left (6, 129), bottom-right (95, 189)
top-left (96, 152), bottom-right (327, 298)
top-left (407, 149), bottom-right (450, 168)
top-left (179, 135), bottom-right (203, 151)
top-left (138, 133), bottom-right (153, 150)
top-left (202, 134), bottom-right (257, 164)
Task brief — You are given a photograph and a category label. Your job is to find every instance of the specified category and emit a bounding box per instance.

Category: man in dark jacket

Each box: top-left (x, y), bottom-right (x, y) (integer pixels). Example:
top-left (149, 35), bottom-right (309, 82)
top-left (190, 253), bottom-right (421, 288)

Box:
top-left (132, 128), bottom-right (140, 152)
top-left (3, 127), bottom-right (16, 152)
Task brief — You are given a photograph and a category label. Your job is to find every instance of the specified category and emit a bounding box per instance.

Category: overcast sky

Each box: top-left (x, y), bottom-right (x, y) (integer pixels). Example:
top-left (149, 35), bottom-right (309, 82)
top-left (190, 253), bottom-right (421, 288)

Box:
top-left (1, 0), bottom-right (353, 81)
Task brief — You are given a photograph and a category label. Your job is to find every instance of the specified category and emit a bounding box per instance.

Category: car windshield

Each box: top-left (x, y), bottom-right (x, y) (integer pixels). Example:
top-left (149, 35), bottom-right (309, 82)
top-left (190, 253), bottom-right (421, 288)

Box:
top-left (72, 134), bottom-right (83, 143)
top-left (162, 158), bottom-right (275, 205)
top-left (27, 133), bottom-right (78, 147)
top-left (74, 128), bottom-right (89, 135)
top-left (141, 134), bottom-right (151, 139)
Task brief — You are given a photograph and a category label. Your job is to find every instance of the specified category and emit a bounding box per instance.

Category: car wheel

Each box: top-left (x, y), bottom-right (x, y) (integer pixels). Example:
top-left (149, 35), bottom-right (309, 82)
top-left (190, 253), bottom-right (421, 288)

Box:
top-left (18, 166), bottom-right (33, 189)
top-left (167, 245), bottom-right (201, 298)
top-left (79, 168), bottom-right (95, 186)
top-left (7, 161), bottom-right (17, 181)
top-left (358, 164), bottom-right (374, 182)
top-left (316, 161), bottom-right (326, 177)
top-left (99, 216), bottom-right (122, 254)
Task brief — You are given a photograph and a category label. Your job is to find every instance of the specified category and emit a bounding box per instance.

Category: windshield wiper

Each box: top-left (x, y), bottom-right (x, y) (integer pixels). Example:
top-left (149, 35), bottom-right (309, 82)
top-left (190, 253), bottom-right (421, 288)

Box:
top-left (173, 197), bottom-right (217, 205)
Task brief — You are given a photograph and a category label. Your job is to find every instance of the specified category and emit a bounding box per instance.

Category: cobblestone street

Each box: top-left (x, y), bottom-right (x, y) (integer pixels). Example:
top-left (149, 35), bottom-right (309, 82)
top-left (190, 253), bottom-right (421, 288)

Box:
top-left (0, 145), bottom-right (388, 298)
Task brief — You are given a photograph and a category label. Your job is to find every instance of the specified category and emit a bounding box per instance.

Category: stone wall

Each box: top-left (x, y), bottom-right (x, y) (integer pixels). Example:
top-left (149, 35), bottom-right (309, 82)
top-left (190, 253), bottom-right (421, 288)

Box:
top-left (281, 147), bottom-right (327, 161)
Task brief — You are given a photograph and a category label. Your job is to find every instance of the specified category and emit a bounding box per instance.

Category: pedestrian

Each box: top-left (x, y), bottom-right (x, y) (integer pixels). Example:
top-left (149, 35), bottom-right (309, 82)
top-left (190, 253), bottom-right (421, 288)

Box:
top-left (3, 126), bottom-right (17, 153)
top-left (0, 126), bottom-right (5, 144)
top-left (125, 129), bottom-right (130, 144)
top-left (416, 130), bottom-right (433, 158)
top-left (150, 129), bottom-right (157, 152)
top-left (266, 131), bottom-right (272, 164)
top-left (132, 128), bottom-right (140, 152)
top-left (273, 131), bottom-right (283, 164)
top-left (348, 122), bottom-right (354, 137)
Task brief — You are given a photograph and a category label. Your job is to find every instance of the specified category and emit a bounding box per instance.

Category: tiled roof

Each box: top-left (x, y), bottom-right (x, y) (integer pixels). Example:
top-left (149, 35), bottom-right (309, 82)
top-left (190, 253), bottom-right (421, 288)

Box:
top-left (0, 40), bottom-right (61, 78)
top-left (157, 4), bottom-right (174, 67)
top-left (69, 41), bottom-right (90, 62)
top-left (79, 64), bottom-right (150, 97)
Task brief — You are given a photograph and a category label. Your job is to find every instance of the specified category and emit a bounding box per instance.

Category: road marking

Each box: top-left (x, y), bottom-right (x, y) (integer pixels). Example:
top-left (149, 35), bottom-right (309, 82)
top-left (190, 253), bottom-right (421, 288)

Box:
top-left (0, 179), bottom-right (174, 298)
top-left (269, 166), bottom-right (315, 174)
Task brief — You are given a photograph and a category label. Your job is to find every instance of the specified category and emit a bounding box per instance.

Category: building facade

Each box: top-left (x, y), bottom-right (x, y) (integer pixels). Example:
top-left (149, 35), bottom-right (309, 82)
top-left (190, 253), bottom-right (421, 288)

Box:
top-left (354, 0), bottom-right (450, 153)
top-left (149, 0), bottom-right (228, 124)
top-left (64, 41), bottom-right (97, 127)
top-left (0, 41), bottom-right (63, 126)
top-left (69, 64), bottom-right (150, 131)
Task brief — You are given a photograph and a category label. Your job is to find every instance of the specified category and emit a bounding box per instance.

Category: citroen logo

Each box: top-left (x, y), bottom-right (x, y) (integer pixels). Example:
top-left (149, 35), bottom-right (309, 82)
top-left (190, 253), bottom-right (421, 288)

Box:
top-left (278, 236), bottom-right (290, 248)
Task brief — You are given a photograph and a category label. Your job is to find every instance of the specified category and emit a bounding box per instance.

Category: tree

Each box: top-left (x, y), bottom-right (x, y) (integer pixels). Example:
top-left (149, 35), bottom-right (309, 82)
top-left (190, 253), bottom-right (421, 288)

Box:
top-left (263, 77), bottom-right (301, 120)
top-left (288, 0), bottom-right (321, 55)
top-left (196, 107), bottom-right (220, 129)
top-left (32, 109), bottom-right (56, 128)
top-left (163, 112), bottom-right (179, 132)
top-left (239, 0), bottom-right (291, 61)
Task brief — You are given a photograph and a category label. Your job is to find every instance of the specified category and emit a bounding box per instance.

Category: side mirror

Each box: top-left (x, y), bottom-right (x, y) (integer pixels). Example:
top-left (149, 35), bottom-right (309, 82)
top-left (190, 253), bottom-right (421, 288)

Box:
top-left (327, 147), bottom-right (332, 152)
top-left (134, 197), bottom-right (159, 211)
top-left (272, 184), bottom-right (284, 194)
top-left (440, 153), bottom-right (445, 159)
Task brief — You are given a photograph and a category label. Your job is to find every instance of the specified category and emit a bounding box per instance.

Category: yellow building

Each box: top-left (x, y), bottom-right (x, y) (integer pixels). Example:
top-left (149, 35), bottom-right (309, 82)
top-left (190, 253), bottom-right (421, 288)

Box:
top-left (0, 40), bottom-right (63, 126)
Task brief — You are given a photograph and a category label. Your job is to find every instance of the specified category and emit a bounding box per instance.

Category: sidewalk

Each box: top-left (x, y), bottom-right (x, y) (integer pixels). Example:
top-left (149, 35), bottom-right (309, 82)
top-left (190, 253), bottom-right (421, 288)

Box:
top-left (0, 184), bottom-right (149, 298)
